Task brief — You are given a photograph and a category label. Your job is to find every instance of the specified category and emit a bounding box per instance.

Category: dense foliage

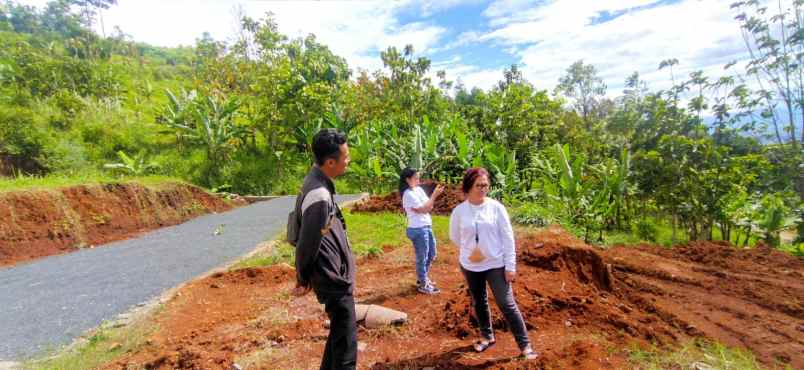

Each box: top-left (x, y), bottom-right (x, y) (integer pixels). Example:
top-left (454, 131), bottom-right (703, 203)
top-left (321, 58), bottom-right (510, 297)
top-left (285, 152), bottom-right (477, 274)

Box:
top-left (0, 0), bottom-right (801, 247)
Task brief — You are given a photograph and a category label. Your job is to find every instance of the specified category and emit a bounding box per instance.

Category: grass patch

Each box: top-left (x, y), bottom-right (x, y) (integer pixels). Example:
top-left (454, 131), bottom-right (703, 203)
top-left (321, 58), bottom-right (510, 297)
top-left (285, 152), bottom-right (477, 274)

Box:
top-left (233, 210), bottom-right (450, 270)
top-left (628, 339), bottom-right (778, 370)
top-left (345, 210), bottom-right (451, 253)
top-left (777, 242), bottom-right (804, 257)
top-left (711, 227), bottom-right (762, 248)
top-left (233, 241), bottom-right (296, 270)
top-left (0, 172), bottom-right (185, 193)
top-left (24, 311), bottom-right (159, 370)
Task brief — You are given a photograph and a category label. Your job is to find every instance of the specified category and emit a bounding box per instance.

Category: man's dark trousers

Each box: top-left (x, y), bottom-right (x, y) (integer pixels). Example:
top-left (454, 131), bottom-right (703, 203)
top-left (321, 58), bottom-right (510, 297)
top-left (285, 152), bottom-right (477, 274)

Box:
top-left (319, 292), bottom-right (357, 370)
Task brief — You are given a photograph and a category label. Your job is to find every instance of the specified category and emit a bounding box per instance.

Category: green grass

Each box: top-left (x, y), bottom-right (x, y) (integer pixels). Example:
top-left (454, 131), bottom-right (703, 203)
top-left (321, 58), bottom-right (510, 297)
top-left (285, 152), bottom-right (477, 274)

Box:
top-left (0, 172), bottom-right (185, 193)
top-left (777, 242), bottom-right (804, 257)
top-left (627, 339), bottom-right (785, 370)
top-left (233, 241), bottom-right (297, 269)
top-left (603, 219), bottom-right (683, 247)
top-left (711, 227), bottom-right (762, 247)
top-left (233, 210), bottom-right (450, 270)
top-left (24, 311), bottom-right (159, 370)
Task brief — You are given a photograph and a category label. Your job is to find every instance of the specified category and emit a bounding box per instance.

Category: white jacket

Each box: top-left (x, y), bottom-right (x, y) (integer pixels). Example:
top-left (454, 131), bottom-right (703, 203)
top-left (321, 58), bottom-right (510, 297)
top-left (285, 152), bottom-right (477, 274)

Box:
top-left (449, 198), bottom-right (516, 272)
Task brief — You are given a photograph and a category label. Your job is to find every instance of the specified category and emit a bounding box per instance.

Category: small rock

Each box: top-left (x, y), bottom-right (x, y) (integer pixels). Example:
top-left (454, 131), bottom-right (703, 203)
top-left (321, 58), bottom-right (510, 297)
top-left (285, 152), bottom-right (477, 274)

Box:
top-left (109, 342), bottom-right (122, 351)
top-left (564, 320), bottom-right (572, 327)
top-left (691, 361), bottom-right (714, 370)
top-left (232, 363), bottom-right (243, 370)
top-left (357, 341), bottom-right (367, 352)
top-left (324, 319), bottom-right (331, 329)
top-left (796, 324), bottom-right (804, 332)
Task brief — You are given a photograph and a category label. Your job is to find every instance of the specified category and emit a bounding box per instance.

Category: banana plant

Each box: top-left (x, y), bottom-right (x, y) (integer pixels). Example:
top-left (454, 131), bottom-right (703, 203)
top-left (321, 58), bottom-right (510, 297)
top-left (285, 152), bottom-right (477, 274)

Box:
top-left (103, 150), bottom-right (159, 176)
top-left (484, 143), bottom-right (518, 200)
top-left (756, 193), bottom-right (800, 246)
top-left (409, 123), bottom-right (424, 170)
top-left (161, 89), bottom-right (247, 186)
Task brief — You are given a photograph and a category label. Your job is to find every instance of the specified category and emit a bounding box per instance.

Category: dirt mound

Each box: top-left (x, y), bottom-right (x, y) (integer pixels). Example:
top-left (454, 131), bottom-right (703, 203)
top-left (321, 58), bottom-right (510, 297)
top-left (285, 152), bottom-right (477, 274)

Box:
top-left (99, 225), bottom-right (804, 369)
top-left (352, 182), bottom-right (463, 216)
top-left (105, 264), bottom-right (300, 370)
top-left (633, 240), bottom-right (804, 275)
top-left (440, 227), bottom-right (679, 347)
top-left (606, 241), bottom-right (804, 367)
top-left (0, 182), bottom-right (241, 267)
top-left (210, 265), bottom-right (295, 287)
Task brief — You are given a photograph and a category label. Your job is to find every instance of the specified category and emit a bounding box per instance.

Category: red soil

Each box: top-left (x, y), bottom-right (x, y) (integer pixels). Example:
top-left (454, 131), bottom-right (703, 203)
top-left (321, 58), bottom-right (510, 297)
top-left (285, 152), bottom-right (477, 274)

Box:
top-left (0, 182), bottom-right (242, 267)
top-left (102, 225), bottom-right (804, 369)
top-left (352, 182), bottom-right (464, 216)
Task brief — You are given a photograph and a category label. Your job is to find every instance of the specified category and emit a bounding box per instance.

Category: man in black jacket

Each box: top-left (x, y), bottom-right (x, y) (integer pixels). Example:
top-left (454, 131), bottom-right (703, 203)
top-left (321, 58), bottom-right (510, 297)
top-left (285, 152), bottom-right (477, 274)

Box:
top-left (292, 128), bottom-right (357, 370)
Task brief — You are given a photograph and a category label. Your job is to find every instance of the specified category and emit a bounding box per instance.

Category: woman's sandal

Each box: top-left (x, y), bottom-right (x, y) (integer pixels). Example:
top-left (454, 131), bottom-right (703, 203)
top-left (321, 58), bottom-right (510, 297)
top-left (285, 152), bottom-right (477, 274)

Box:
top-left (473, 338), bottom-right (496, 352)
top-left (521, 346), bottom-right (539, 360)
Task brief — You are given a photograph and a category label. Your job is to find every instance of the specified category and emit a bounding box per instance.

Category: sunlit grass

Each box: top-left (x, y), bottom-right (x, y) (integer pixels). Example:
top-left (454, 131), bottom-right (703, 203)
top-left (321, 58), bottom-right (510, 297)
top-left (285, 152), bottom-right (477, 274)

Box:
top-left (628, 339), bottom-right (781, 370)
top-left (233, 210), bottom-right (450, 270)
top-left (0, 172), bottom-right (185, 193)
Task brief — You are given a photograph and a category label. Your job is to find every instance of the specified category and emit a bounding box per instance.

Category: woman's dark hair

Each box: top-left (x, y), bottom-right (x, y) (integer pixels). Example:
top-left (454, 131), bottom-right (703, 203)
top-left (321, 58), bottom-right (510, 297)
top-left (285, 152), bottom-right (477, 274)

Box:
top-left (312, 128), bottom-right (347, 165)
top-left (399, 167), bottom-right (418, 195)
top-left (462, 167), bottom-right (490, 194)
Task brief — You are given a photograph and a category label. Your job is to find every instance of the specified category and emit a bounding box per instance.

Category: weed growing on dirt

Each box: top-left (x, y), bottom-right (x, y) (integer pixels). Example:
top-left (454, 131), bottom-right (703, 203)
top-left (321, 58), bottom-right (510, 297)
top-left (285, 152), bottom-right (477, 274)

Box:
top-left (25, 309), bottom-right (161, 370)
top-left (628, 339), bottom-right (767, 370)
top-left (234, 242), bottom-right (296, 269)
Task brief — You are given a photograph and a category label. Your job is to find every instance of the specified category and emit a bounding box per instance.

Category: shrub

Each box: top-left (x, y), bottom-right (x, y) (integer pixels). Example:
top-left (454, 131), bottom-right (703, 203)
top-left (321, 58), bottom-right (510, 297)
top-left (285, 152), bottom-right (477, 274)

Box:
top-left (635, 218), bottom-right (658, 242)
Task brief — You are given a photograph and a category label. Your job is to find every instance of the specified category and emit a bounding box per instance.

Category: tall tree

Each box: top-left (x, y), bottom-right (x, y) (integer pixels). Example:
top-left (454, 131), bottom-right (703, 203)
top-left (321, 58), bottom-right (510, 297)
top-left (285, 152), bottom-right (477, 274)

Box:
top-left (731, 0), bottom-right (804, 196)
top-left (555, 60), bottom-right (607, 129)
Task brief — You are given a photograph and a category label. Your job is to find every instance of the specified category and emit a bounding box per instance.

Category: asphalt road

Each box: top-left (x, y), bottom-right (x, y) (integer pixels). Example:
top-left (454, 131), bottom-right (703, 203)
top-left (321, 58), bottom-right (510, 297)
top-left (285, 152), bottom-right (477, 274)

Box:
top-left (0, 195), bottom-right (360, 361)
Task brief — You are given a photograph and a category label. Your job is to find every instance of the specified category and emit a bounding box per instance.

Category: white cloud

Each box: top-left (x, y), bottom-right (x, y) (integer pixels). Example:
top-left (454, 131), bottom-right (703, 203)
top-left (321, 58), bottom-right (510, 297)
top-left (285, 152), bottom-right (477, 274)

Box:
top-left (19, 0), bottom-right (445, 75)
top-left (474, 0), bottom-right (748, 95)
top-left (429, 59), bottom-right (503, 92)
top-left (243, 1), bottom-right (446, 74)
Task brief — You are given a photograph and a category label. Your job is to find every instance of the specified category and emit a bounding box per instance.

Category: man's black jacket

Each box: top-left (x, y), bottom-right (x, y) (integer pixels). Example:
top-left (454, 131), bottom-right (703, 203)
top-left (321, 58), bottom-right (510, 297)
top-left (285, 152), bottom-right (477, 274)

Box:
top-left (293, 166), bottom-right (355, 300)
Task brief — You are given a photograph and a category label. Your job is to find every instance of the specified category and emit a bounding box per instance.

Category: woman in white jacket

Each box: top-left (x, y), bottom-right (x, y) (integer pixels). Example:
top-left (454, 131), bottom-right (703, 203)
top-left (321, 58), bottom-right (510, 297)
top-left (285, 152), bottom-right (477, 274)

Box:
top-left (449, 167), bottom-right (537, 360)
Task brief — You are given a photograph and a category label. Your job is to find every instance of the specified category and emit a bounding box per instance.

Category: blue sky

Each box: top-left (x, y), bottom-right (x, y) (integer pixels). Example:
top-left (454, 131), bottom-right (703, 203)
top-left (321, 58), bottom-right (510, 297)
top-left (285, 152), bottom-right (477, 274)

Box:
top-left (22, 0), bottom-right (755, 94)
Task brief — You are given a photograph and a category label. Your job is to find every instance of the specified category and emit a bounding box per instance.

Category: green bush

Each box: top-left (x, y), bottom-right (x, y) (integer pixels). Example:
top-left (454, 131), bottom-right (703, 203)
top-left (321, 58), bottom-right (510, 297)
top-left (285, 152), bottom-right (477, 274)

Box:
top-left (635, 218), bottom-right (658, 242)
top-left (510, 202), bottom-right (551, 226)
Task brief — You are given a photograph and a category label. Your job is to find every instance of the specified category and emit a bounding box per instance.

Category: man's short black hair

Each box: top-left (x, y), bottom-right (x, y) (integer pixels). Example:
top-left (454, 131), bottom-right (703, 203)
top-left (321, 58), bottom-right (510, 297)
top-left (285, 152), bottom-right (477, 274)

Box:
top-left (312, 128), bottom-right (347, 166)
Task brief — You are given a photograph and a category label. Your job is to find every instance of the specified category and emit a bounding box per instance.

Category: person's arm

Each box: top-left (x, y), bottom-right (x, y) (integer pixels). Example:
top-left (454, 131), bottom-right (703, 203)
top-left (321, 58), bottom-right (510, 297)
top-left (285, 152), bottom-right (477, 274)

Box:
top-left (295, 188), bottom-right (330, 287)
top-left (412, 185), bottom-right (444, 213)
top-left (449, 207), bottom-right (461, 246)
top-left (497, 203), bottom-right (516, 273)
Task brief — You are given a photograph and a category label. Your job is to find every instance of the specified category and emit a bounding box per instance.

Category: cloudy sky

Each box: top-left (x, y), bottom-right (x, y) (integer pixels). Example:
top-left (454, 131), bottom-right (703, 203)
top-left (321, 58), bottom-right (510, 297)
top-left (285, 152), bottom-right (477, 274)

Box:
top-left (21, 0), bottom-right (751, 95)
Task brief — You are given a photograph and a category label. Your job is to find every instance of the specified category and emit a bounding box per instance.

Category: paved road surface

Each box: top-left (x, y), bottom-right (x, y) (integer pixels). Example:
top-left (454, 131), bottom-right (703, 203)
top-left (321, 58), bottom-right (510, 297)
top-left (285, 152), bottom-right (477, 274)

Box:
top-left (0, 195), bottom-right (360, 361)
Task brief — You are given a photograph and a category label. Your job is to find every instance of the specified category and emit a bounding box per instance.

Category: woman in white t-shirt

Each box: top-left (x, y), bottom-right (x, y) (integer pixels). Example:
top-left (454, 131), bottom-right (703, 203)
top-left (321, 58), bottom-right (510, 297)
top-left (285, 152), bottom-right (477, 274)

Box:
top-left (399, 168), bottom-right (444, 295)
top-left (449, 167), bottom-right (538, 360)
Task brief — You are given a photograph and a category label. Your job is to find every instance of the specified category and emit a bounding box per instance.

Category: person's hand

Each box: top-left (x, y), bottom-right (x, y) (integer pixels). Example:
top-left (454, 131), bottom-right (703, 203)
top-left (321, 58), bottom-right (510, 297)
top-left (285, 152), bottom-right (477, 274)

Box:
top-left (291, 282), bottom-right (311, 297)
top-left (505, 271), bottom-right (516, 283)
top-left (433, 184), bottom-right (445, 197)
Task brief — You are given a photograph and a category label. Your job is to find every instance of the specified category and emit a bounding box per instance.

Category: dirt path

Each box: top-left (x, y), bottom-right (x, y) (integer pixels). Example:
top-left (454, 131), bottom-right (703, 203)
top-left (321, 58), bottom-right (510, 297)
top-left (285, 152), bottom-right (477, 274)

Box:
top-left (103, 226), bottom-right (804, 370)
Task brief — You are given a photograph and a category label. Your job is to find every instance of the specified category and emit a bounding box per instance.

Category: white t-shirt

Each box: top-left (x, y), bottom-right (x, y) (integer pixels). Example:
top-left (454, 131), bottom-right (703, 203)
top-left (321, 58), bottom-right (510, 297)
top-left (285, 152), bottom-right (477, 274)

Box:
top-left (402, 186), bottom-right (432, 228)
top-left (449, 198), bottom-right (516, 272)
